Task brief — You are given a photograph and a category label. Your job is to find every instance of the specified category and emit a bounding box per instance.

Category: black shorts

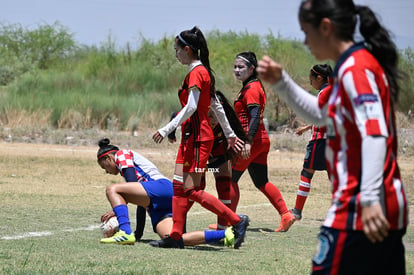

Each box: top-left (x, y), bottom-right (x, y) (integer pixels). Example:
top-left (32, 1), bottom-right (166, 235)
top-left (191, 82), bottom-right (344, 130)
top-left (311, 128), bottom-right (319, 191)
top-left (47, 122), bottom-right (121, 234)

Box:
top-left (303, 139), bottom-right (326, 171)
top-left (312, 226), bottom-right (406, 275)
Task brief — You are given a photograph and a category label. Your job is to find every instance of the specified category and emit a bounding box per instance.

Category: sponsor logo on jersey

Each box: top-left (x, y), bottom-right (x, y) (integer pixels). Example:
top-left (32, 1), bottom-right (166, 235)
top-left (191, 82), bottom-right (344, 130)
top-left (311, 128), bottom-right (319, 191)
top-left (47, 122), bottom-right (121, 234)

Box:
top-left (354, 94), bottom-right (378, 105)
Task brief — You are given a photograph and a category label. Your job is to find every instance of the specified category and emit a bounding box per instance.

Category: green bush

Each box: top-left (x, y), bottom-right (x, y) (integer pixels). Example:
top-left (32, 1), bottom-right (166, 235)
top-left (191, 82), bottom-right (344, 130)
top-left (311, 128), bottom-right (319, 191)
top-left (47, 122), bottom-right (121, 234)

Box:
top-left (398, 48), bottom-right (414, 114)
top-left (0, 22), bottom-right (76, 77)
top-left (0, 24), bottom-right (412, 130)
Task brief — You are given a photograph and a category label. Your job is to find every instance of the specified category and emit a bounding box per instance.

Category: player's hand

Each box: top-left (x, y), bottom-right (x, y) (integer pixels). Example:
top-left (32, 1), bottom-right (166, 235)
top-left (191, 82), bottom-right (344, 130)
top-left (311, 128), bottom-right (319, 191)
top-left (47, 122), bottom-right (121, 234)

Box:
top-left (152, 131), bottom-right (164, 144)
top-left (227, 136), bottom-right (244, 153)
top-left (241, 143), bottom-right (251, 159)
top-left (361, 202), bottom-right (390, 243)
top-left (295, 126), bottom-right (309, 136)
top-left (257, 55), bottom-right (283, 85)
top-left (101, 210), bottom-right (115, 223)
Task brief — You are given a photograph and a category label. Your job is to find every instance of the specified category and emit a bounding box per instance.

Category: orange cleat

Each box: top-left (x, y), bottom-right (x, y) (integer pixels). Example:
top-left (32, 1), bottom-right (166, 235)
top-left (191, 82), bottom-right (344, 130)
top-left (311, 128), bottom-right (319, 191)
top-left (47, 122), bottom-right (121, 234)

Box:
top-left (275, 211), bottom-right (296, 232)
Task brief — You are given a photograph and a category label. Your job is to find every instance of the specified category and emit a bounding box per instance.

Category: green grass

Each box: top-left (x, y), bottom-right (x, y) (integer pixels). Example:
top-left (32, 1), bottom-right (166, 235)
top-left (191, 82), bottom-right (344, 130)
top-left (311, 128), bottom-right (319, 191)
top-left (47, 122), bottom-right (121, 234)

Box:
top-left (0, 141), bottom-right (413, 274)
top-left (0, 219), bottom-right (320, 274)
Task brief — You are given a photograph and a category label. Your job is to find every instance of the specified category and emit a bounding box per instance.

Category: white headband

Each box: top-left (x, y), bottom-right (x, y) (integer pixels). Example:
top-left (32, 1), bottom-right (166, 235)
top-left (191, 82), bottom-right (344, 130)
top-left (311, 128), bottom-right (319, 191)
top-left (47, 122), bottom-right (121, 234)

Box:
top-left (237, 55), bottom-right (254, 67)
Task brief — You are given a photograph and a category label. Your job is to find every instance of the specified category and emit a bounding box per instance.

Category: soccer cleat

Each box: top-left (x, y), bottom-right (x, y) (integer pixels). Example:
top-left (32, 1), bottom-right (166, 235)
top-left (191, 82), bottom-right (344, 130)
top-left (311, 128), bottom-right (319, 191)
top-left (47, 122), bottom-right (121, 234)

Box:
top-left (275, 211), bottom-right (296, 232)
top-left (100, 230), bottom-right (135, 245)
top-left (224, 226), bottom-right (235, 247)
top-left (233, 214), bottom-right (250, 249)
top-left (290, 208), bottom-right (302, 221)
top-left (149, 236), bottom-right (184, 249)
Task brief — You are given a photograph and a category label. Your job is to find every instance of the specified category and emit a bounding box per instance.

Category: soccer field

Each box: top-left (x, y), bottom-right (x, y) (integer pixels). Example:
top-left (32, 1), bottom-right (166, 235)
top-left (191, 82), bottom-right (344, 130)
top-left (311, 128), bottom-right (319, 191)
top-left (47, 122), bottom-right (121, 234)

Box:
top-left (0, 142), bottom-right (413, 274)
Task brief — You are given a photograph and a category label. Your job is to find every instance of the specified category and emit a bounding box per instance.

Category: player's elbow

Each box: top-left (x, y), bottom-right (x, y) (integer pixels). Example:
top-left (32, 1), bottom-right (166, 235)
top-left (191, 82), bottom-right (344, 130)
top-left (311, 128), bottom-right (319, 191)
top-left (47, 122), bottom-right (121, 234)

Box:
top-left (187, 105), bottom-right (197, 115)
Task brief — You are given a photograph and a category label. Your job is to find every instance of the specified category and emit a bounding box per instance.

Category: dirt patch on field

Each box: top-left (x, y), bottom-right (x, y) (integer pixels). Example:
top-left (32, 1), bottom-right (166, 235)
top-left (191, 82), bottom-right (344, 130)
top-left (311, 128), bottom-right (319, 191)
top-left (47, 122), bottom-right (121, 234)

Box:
top-left (1, 126), bottom-right (413, 156)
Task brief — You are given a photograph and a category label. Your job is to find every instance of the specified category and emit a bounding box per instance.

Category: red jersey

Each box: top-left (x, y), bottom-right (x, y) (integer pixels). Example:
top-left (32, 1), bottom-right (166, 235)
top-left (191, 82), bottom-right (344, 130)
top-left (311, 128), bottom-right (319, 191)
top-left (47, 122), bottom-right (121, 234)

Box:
top-left (179, 64), bottom-right (213, 142)
top-left (234, 79), bottom-right (268, 140)
top-left (323, 43), bottom-right (408, 231)
top-left (311, 84), bottom-right (330, 141)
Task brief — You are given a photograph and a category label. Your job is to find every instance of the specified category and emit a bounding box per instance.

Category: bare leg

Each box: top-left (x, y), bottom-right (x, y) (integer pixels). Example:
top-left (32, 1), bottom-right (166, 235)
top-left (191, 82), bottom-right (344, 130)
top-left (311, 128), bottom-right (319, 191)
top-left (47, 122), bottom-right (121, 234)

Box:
top-left (106, 182), bottom-right (150, 208)
top-left (156, 217), bottom-right (225, 246)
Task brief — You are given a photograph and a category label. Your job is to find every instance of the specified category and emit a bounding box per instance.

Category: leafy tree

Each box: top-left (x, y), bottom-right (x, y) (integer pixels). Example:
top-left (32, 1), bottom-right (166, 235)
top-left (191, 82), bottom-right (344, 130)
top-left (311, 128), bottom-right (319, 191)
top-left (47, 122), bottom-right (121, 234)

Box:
top-left (0, 21), bottom-right (77, 84)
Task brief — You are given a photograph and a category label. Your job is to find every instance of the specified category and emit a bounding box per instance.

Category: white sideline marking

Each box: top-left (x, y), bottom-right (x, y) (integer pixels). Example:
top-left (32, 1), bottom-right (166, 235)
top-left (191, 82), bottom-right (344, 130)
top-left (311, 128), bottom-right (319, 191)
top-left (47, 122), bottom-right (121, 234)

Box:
top-left (2, 231), bottom-right (53, 240)
top-left (0, 203), bottom-right (271, 241)
top-left (1, 225), bottom-right (100, 240)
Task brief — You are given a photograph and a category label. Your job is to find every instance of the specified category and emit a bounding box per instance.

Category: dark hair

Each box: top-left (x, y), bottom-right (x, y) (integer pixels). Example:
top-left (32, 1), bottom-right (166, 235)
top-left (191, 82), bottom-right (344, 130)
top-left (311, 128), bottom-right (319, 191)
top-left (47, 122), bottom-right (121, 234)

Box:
top-left (299, 0), bottom-right (400, 102)
top-left (216, 90), bottom-right (247, 143)
top-left (235, 51), bottom-right (258, 78)
top-left (97, 138), bottom-right (119, 160)
top-left (215, 90), bottom-right (247, 160)
top-left (310, 64), bottom-right (333, 82)
top-left (177, 26), bottom-right (216, 97)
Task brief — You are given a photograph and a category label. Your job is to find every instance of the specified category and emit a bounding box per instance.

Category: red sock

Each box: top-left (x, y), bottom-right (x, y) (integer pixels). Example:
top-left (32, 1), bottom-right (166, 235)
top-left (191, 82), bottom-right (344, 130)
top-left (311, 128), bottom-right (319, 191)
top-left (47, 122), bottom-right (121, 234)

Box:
top-left (185, 188), bottom-right (240, 225)
top-left (259, 182), bottom-right (288, 215)
top-left (170, 178), bottom-right (193, 240)
top-left (215, 175), bottom-right (232, 227)
top-left (295, 174), bottom-right (312, 211)
top-left (229, 180), bottom-right (240, 212)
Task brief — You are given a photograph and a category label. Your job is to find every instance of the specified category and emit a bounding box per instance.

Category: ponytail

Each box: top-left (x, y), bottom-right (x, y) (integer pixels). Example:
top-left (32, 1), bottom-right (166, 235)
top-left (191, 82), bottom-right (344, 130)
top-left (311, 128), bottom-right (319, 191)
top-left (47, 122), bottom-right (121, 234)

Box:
top-left (299, 0), bottom-right (400, 103)
top-left (356, 5), bottom-right (400, 102)
top-left (215, 90), bottom-right (247, 161)
top-left (216, 90), bottom-right (247, 143)
top-left (177, 26), bottom-right (216, 97)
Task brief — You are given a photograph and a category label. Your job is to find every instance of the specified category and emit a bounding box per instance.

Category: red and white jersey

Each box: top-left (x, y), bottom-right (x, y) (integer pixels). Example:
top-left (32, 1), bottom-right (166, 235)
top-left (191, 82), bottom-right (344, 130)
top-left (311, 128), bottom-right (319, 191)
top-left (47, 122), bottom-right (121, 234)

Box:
top-left (323, 43), bottom-right (408, 231)
top-left (178, 64), bottom-right (213, 142)
top-left (311, 84), bottom-right (330, 141)
top-left (115, 149), bottom-right (168, 182)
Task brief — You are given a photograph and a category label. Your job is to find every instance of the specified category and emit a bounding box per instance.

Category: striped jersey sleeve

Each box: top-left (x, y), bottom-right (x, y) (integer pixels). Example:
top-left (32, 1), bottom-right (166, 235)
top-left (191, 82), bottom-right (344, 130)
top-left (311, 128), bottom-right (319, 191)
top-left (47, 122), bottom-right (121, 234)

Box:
top-left (323, 46), bottom-right (408, 231)
top-left (115, 150), bottom-right (168, 182)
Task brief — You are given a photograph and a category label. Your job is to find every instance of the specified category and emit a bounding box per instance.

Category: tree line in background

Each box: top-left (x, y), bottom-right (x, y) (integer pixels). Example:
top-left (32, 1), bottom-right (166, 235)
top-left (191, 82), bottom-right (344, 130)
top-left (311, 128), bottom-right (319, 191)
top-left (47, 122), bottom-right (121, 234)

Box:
top-left (0, 22), bottom-right (412, 131)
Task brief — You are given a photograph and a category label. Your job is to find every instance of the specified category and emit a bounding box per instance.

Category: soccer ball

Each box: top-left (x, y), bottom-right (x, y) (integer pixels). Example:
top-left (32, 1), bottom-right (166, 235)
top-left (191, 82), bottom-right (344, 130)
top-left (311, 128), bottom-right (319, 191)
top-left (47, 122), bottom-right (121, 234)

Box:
top-left (100, 216), bottom-right (119, 237)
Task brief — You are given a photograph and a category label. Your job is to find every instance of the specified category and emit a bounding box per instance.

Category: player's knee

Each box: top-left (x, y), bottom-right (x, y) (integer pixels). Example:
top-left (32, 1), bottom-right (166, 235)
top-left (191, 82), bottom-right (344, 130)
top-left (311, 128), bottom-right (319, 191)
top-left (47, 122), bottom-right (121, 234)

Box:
top-left (301, 169), bottom-right (314, 179)
top-left (183, 187), bottom-right (195, 198)
top-left (253, 180), bottom-right (267, 189)
top-left (105, 184), bottom-right (117, 198)
top-left (232, 170), bottom-right (243, 183)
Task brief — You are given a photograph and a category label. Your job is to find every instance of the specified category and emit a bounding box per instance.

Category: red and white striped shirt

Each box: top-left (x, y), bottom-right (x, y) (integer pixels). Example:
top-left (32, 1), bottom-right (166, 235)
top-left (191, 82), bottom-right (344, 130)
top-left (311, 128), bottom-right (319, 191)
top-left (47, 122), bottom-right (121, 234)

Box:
top-left (322, 43), bottom-right (408, 231)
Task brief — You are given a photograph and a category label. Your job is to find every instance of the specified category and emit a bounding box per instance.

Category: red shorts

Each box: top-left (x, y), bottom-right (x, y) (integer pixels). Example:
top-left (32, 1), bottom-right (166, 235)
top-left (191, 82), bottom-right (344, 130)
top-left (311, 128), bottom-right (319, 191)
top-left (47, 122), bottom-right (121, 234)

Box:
top-left (176, 139), bottom-right (213, 173)
top-left (232, 137), bottom-right (270, 171)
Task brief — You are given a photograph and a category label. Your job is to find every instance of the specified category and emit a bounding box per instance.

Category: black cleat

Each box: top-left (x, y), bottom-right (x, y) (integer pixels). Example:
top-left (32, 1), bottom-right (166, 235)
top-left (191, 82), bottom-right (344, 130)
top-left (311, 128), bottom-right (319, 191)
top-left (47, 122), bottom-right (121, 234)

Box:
top-left (149, 236), bottom-right (184, 249)
top-left (233, 214), bottom-right (250, 249)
